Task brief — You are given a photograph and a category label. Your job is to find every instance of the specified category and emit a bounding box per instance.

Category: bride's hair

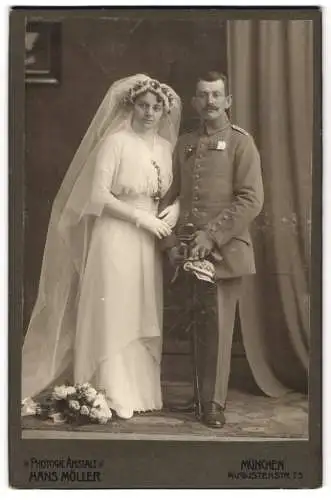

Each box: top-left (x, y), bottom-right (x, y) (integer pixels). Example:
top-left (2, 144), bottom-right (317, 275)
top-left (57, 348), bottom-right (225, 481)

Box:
top-left (123, 78), bottom-right (176, 113)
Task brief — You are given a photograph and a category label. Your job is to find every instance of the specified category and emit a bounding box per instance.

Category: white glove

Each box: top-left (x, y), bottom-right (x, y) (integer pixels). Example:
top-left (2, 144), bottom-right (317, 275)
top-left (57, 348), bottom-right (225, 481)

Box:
top-left (134, 209), bottom-right (172, 239)
top-left (158, 199), bottom-right (180, 228)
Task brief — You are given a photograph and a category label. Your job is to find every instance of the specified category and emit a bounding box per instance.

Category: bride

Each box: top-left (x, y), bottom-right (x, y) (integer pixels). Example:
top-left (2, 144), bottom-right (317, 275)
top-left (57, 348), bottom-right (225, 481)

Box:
top-left (22, 74), bottom-right (182, 419)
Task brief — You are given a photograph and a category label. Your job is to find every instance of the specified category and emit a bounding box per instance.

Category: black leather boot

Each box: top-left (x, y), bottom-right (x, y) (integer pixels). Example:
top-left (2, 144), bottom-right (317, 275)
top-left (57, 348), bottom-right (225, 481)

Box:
top-left (202, 402), bottom-right (225, 428)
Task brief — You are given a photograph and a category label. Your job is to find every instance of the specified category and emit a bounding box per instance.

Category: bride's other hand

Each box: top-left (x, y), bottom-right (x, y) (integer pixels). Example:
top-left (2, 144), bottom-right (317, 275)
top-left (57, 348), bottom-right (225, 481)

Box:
top-left (135, 210), bottom-right (172, 239)
top-left (158, 199), bottom-right (180, 228)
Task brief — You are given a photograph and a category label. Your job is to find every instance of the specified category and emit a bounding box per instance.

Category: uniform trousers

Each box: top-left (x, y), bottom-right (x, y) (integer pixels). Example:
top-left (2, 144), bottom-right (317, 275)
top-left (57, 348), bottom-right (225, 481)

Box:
top-left (194, 277), bottom-right (242, 409)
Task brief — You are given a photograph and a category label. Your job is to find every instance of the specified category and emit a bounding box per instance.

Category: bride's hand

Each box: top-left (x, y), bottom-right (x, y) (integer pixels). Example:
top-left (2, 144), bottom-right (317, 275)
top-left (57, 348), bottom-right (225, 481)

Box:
top-left (135, 210), bottom-right (172, 239)
top-left (158, 199), bottom-right (180, 228)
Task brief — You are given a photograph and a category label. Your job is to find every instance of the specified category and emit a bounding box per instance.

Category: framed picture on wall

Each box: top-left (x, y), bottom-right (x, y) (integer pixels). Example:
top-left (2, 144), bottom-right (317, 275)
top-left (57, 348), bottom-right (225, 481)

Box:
top-left (25, 21), bottom-right (61, 84)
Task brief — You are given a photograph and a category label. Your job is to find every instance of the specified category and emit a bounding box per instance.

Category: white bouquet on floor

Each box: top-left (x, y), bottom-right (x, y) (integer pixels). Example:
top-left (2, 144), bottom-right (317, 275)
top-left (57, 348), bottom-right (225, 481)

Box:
top-left (26, 382), bottom-right (112, 425)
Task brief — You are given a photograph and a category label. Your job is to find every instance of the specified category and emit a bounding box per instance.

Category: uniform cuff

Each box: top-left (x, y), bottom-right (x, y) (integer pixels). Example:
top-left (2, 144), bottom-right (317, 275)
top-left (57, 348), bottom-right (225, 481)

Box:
top-left (206, 210), bottom-right (234, 247)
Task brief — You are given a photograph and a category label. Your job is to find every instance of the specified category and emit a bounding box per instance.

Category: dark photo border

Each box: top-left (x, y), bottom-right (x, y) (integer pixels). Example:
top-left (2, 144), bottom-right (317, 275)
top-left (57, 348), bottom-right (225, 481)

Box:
top-left (9, 7), bottom-right (322, 489)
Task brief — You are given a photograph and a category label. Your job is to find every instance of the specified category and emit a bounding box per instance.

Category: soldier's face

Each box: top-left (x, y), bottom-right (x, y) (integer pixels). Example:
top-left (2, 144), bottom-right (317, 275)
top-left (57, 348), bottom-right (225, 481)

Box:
top-left (193, 79), bottom-right (232, 121)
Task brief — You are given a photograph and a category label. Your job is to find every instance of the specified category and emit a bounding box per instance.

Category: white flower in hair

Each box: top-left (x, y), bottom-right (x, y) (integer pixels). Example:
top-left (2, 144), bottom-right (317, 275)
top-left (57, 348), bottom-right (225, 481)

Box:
top-left (123, 78), bottom-right (176, 113)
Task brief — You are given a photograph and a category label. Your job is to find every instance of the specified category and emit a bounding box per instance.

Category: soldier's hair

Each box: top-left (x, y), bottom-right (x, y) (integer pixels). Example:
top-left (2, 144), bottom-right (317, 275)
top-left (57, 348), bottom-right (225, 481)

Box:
top-left (196, 71), bottom-right (229, 95)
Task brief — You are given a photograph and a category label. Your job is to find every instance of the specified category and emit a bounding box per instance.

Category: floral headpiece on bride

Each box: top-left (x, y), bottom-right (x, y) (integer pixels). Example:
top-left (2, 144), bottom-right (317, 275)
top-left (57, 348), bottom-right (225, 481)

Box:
top-left (123, 78), bottom-right (176, 113)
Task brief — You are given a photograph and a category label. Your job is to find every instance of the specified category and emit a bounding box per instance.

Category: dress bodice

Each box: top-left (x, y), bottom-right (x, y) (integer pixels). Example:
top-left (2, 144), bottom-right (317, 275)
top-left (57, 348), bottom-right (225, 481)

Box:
top-left (101, 128), bottom-right (173, 199)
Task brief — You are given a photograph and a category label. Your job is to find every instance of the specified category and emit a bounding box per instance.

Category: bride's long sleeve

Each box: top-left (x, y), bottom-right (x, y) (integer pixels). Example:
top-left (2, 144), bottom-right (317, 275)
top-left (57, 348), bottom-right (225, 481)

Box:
top-left (88, 135), bottom-right (139, 225)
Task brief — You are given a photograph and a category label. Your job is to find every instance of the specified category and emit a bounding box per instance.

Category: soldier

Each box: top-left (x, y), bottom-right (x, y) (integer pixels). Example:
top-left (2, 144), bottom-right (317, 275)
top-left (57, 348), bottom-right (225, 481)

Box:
top-left (159, 71), bottom-right (264, 428)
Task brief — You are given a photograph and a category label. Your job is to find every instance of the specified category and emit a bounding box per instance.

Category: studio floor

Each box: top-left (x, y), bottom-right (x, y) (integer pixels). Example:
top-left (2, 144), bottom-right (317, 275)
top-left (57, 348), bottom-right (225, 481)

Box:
top-left (22, 384), bottom-right (308, 442)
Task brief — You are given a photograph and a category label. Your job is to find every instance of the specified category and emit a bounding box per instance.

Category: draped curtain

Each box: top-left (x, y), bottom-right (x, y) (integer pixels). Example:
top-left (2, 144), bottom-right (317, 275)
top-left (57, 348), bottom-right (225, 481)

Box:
top-left (227, 20), bottom-right (313, 395)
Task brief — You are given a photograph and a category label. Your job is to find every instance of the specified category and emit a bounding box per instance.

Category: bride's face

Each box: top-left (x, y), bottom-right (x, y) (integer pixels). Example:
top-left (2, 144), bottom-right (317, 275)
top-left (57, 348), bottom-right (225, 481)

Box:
top-left (132, 91), bottom-right (164, 130)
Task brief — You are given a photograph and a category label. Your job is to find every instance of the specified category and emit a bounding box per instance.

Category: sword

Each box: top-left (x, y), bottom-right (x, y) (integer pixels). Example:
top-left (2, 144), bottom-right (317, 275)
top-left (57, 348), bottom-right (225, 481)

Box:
top-left (176, 223), bottom-right (202, 420)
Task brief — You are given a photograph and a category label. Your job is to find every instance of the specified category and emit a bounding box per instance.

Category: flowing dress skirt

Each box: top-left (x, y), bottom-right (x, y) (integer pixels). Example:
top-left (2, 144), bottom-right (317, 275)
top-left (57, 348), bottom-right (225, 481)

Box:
top-left (74, 196), bottom-right (163, 418)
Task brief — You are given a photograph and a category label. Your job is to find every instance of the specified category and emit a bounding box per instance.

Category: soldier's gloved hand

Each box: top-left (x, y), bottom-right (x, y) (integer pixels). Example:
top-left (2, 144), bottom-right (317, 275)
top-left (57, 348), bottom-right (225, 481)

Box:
top-left (191, 230), bottom-right (214, 260)
top-left (168, 245), bottom-right (186, 267)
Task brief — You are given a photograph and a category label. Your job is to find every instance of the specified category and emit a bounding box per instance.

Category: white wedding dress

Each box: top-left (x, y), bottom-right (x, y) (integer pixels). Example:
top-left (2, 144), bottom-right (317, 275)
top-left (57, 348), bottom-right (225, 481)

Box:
top-left (74, 127), bottom-right (173, 419)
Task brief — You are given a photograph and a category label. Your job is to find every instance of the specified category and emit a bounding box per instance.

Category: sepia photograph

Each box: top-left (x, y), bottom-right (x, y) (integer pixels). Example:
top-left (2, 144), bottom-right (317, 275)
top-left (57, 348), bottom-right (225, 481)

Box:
top-left (9, 7), bottom-right (321, 488)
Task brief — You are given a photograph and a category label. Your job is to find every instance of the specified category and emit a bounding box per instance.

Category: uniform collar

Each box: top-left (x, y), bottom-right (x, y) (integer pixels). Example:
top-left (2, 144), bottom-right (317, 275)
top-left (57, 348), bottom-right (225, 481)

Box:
top-left (198, 114), bottom-right (231, 137)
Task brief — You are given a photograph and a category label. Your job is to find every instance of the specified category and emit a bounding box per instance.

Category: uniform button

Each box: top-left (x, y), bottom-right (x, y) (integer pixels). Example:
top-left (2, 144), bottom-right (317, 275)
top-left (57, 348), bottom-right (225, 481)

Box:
top-left (195, 173), bottom-right (200, 179)
top-left (193, 208), bottom-right (198, 213)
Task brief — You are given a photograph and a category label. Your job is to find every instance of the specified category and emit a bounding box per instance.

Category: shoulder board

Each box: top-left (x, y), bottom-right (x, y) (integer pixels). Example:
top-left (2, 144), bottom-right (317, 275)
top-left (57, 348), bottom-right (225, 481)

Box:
top-left (231, 124), bottom-right (249, 136)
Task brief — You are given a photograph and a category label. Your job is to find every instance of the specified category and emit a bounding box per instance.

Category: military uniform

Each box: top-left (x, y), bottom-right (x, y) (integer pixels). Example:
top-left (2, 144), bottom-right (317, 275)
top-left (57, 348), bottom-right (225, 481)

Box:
top-left (159, 116), bottom-right (264, 408)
